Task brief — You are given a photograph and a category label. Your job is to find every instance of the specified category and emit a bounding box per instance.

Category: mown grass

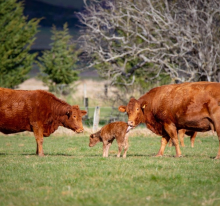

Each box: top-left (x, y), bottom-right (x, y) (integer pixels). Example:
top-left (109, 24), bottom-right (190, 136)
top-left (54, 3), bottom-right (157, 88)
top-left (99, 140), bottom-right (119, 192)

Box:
top-left (1, 132), bottom-right (220, 206)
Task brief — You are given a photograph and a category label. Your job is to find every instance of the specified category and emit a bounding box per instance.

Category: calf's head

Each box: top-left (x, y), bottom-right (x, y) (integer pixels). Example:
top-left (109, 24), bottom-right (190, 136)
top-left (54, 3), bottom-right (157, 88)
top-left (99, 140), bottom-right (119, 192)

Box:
top-left (118, 98), bottom-right (145, 128)
top-left (64, 105), bottom-right (87, 133)
top-left (89, 131), bottom-right (102, 147)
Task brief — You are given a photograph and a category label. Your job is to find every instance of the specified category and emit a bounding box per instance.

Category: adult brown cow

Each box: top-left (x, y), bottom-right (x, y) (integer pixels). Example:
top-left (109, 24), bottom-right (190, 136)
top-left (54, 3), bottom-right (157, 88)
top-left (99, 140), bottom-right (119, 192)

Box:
top-left (118, 82), bottom-right (220, 159)
top-left (0, 88), bottom-right (87, 156)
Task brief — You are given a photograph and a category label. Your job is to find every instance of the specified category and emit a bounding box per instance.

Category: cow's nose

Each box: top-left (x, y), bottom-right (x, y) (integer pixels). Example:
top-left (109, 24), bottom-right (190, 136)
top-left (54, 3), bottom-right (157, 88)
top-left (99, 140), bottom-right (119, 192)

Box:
top-left (76, 129), bottom-right (84, 133)
top-left (128, 120), bottom-right (134, 127)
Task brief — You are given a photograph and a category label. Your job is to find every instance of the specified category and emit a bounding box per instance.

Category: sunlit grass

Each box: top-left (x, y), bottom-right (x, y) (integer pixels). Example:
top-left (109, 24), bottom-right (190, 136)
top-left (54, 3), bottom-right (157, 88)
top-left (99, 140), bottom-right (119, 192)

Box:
top-left (0, 133), bottom-right (220, 206)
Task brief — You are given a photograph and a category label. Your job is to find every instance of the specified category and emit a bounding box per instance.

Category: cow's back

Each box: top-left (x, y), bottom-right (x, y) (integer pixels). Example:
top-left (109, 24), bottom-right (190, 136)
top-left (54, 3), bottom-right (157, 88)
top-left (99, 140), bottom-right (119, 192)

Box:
top-left (0, 88), bottom-right (34, 133)
top-left (0, 88), bottom-right (69, 134)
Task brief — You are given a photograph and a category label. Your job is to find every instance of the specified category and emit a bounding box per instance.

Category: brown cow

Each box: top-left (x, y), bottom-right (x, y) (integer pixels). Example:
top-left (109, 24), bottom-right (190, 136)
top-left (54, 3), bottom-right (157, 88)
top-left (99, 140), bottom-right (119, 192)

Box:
top-left (0, 88), bottom-right (87, 156)
top-left (118, 82), bottom-right (220, 159)
top-left (169, 129), bottom-right (197, 147)
top-left (89, 121), bottom-right (131, 158)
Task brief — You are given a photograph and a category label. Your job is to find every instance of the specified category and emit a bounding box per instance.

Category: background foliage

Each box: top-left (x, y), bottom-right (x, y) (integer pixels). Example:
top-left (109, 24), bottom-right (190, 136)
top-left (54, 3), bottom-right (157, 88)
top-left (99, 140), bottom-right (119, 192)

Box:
top-left (0, 0), bottom-right (40, 88)
top-left (37, 23), bottom-right (79, 93)
top-left (78, 0), bottom-right (220, 86)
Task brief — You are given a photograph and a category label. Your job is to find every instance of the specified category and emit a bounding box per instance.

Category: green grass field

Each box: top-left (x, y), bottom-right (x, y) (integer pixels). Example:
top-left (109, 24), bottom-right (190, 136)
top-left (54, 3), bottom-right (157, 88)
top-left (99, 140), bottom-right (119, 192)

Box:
top-left (1, 132), bottom-right (220, 206)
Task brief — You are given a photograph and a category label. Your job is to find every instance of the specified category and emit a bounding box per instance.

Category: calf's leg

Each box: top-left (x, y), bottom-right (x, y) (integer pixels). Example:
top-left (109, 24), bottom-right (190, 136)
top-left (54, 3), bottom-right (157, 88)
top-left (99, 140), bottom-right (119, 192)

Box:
top-left (105, 142), bottom-right (112, 157)
top-left (102, 141), bottom-right (112, 157)
top-left (122, 133), bottom-right (129, 158)
top-left (103, 142), bottom-right (108, 157)
top-left (117, 143), bottom-right (123, 158)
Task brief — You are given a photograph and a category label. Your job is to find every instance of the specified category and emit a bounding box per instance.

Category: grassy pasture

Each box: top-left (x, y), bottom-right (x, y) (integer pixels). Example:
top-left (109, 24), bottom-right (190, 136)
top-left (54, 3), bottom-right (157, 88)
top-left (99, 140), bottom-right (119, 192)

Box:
top-left (0, 132), bottom-right (220, 206)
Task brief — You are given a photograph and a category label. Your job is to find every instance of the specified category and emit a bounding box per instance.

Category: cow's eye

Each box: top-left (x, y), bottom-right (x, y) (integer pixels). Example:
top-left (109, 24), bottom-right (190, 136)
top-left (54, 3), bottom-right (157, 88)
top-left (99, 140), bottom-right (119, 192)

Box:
top-left (137, 108), bottom-right (139, 111)
top-left (73, 116), bottom-right (76, 118)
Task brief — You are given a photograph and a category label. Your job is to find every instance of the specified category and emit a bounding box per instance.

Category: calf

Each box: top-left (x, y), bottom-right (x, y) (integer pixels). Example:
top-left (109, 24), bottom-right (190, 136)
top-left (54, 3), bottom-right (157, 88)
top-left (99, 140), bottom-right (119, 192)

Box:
top-left (89, 121), bottom-right (131, 158)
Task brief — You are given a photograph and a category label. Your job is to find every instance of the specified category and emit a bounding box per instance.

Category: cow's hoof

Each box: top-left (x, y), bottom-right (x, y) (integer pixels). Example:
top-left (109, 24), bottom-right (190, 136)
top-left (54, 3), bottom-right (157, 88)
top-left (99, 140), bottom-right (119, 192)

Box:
top-left (38, 153), bottom-right (45, 157)
top-left (154, 154), bottom-right (163, 157)
top-left (175, 155), bottom-right (182, 158)
top-left (214, 156), bottom-right (220, 159)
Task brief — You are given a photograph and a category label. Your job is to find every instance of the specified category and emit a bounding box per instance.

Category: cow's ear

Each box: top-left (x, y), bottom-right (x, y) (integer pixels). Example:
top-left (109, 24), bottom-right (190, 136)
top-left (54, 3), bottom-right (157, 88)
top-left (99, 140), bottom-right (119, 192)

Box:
top-left (81, 110), bottom-right (87, 117)
top-left (118, 105), bottom-right (126, 113)
top-left (66, 110), bottom-right (72, 119)
top-left (140, 101), bottom-right (147, 113)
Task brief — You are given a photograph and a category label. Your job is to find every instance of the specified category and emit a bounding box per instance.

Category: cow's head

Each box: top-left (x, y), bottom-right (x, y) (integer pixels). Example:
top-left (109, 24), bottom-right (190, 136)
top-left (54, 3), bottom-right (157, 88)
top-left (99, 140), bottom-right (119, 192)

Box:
top-left (118, 98), bottom-right (145, 128)
top-left (89, 131), bottom-right (102, 147)
top-left (64, 105), bottom-right (87, 133)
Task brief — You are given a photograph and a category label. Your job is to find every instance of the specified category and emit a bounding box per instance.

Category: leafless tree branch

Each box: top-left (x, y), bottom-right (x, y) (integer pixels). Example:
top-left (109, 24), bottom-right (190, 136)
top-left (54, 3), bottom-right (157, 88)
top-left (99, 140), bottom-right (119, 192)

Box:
top-left (77, 0), bottom-right (220, 84)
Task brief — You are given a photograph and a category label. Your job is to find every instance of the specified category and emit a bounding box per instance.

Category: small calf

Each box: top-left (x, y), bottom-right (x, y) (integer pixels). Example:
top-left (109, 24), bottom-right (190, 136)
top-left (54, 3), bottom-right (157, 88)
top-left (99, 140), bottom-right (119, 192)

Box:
top-left (89, 121), bottom-right (132, 158)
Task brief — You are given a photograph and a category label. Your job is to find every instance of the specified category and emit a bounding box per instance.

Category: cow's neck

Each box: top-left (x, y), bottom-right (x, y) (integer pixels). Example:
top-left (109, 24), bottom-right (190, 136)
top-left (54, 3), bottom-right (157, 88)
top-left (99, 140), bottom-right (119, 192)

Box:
top-left (138, 95), bottom-right (163, 135)
top-left (43, 117), bottom-right (64, 137)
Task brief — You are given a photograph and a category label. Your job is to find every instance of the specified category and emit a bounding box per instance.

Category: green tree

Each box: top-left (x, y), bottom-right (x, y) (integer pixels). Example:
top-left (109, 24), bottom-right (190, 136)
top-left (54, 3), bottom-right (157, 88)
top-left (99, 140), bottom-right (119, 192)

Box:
top-left (0, 0), bottom-right (40, 88)
top-left (37, 23), bottom-right (79, 93)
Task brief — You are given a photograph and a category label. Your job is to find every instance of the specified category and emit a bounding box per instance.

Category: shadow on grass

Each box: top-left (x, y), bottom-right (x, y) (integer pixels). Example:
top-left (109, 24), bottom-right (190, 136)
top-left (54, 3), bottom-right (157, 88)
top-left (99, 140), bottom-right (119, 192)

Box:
top-left (1, 152), bottom-right (218, 159)
top-left (0, 152), bottom-right (76, 157)
top-left (85, 153), bottom-right (160, 157)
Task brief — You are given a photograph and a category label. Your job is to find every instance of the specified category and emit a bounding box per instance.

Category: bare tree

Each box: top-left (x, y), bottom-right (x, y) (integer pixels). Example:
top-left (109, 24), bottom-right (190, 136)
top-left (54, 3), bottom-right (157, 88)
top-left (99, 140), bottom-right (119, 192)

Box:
top-left (77, 0), bottom-right (220, 84)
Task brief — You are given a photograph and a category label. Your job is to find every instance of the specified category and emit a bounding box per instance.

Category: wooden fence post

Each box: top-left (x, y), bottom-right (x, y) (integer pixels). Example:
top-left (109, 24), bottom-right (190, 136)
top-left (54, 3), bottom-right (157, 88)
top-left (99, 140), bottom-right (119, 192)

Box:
top-left (84, 83), bottom-right (89, 119)
top-left (93, 106), bottom-right (100, 132)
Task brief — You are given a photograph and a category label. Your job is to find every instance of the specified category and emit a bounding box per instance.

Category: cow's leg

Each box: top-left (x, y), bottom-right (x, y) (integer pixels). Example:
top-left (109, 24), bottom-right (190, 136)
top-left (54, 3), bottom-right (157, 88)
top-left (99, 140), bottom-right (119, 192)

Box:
top-left (190, 132), bottom-right (197, 148)
top-left (168, 139), bottom-right (173, 147)
top-left (122, 133), bottom-right (129, 158)
top-left (32, 124), bottom-right (44, 156)
top-left (164, 123), bottom-right (181, 157)
top-left (34, 133), bottom-right (44, 157)
top-left (155, 136), bottom-right (170, 157)
top-left (213, 124), bottom-right (220, 159)
top-left (216, 139), bottom-right (220, 159)
top-left (209, 110), bottom-right (220, 159)
top-left (179, 129), bottom-right (186, 147)
top-left (214, 127), bottom-right (220, 159)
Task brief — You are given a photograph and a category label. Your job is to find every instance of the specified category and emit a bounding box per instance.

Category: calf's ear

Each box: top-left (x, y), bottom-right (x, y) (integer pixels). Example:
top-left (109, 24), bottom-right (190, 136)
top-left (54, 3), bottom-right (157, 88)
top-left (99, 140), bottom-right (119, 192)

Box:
top-left (118, 105), bottom-right (126, 112)
top-left (81, 110), bottom-right (87, 116)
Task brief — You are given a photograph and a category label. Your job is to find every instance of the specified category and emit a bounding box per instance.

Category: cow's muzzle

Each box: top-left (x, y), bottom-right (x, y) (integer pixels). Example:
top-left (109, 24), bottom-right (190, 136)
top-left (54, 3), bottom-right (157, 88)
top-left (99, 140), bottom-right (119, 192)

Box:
top-left (75, 129), bottom-right (84, 133)
top-left (128, 120), bottom-right (135, 127)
